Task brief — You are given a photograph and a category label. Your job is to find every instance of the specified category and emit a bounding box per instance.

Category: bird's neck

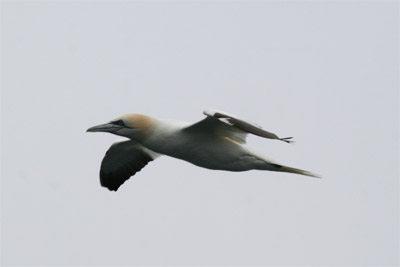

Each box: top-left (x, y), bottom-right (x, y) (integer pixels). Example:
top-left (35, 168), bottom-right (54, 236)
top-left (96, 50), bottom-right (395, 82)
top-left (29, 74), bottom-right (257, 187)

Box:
top-left (140, 118), bottom-right (190, 153)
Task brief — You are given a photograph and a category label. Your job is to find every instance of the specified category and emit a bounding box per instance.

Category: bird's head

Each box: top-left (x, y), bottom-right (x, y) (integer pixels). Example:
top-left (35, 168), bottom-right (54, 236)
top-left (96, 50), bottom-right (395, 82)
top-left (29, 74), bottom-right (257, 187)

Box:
top-left (86, 114), bottom-right (154, 140)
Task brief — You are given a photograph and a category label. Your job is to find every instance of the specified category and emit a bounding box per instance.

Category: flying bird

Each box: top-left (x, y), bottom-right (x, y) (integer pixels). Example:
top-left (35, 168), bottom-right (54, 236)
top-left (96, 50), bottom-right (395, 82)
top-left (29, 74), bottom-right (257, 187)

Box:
top-left (87, 109), bottom-right (319, 191)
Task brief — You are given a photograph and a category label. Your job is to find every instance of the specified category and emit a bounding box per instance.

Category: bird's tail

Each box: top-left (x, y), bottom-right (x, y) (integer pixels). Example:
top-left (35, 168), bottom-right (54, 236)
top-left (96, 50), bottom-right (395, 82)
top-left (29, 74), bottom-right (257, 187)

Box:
top-left (269, 163), bottom-right (321, 178)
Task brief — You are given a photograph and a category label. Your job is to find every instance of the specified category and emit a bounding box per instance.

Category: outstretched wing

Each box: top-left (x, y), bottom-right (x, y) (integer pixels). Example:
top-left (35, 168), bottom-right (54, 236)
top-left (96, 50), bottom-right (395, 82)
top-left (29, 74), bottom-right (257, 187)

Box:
top-left (99, 140), bottom-right (160, 191)
top-left (183, 109), bottom-right (293, 144)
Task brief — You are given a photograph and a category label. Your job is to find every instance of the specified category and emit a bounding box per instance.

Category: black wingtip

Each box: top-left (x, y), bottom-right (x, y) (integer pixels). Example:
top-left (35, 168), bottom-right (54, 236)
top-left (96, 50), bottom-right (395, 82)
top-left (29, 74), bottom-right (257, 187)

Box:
top-left (100, 170), bottom-right (125, 191)
top-left (280, 137), bottom-right (294, 144)
top-left (105, 185), bottom-right (119, 191)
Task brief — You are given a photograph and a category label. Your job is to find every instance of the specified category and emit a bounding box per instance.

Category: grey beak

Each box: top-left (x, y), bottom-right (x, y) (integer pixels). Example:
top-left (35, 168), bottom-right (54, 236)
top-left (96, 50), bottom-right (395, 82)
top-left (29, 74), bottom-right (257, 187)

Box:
top-left (86, 123), bottom-right (121, 133)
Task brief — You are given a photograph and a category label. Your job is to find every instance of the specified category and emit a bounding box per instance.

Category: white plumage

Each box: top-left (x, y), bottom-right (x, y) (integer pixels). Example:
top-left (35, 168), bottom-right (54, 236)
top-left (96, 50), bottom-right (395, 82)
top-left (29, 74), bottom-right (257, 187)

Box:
top-left (87, 109), bottom-right (319, 191)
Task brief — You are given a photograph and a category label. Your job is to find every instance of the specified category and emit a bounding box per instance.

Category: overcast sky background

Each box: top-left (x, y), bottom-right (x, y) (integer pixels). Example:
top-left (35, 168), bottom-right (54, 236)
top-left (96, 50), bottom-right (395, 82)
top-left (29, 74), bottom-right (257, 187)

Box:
top-left (1, 1), bottom-right (398, 266)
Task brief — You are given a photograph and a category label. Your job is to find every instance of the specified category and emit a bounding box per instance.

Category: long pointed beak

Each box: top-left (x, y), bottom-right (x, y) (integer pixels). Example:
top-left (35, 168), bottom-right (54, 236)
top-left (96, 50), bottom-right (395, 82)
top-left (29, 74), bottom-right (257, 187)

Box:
top-left (86, 123), bottom-right (121, 133)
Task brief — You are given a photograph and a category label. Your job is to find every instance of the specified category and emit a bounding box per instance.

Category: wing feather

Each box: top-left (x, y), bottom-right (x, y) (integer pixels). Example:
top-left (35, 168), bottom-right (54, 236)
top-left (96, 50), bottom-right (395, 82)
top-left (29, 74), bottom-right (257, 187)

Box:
top-left (184, 109), bottom-right (293, 144)
top-left (99, 140), bottom-right (159, 191)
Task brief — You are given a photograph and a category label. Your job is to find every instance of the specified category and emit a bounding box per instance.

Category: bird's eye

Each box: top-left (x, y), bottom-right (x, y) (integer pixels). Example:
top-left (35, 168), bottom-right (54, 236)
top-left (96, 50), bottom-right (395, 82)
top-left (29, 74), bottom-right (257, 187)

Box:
top-left (114, 120), bottom-right (125, 126)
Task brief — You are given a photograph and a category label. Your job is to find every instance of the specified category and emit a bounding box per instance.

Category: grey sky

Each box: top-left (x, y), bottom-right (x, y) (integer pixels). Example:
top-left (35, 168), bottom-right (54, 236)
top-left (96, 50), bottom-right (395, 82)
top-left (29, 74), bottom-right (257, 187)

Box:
top-left (1, 1), bottom-right (398, 266)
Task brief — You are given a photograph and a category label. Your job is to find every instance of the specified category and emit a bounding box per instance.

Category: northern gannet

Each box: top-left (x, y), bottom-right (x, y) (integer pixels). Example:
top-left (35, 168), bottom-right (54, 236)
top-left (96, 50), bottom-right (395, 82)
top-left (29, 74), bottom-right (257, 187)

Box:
top-left (87, 109), bottom-right (320, 191)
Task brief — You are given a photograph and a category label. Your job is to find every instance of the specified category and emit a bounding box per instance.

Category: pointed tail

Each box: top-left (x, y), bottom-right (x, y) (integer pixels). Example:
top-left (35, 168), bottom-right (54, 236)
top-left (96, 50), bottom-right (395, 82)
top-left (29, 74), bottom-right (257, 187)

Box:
top-left (270, 164), bottom-right (321, 178)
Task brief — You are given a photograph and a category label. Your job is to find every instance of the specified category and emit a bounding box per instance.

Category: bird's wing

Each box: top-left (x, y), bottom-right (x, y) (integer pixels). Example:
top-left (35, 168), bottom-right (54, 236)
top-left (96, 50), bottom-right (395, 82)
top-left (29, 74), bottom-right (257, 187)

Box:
top-left (99, 140), bottom-right (160, 191)
top-left (183, 109), bottom-right (293, 144)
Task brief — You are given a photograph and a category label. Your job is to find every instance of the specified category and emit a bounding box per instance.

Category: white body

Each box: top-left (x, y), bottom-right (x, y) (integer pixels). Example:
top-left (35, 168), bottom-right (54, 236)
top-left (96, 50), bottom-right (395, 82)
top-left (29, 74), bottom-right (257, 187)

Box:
top-left (142, 119), bottom-right (273, 171)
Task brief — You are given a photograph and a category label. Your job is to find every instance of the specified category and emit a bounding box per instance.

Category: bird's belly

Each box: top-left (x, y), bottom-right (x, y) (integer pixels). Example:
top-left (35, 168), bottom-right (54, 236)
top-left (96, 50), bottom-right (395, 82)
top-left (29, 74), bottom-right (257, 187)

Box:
top-left (155, 136), bottom-right (260, 171)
